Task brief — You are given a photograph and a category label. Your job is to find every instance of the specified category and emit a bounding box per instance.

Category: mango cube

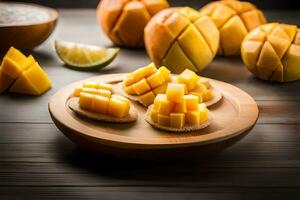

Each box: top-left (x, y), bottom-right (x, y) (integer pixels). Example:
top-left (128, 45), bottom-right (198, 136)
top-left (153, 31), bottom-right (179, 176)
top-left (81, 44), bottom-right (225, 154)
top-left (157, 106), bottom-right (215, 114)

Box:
top-left (158, 114), bottom-right (170, 126)
top-left (98, 89), bottom-right (112, 98)
top-left (189, 92), bottom-right (203, 103)
top-left (202, 90), bottom-right (214, 102)
top-left (150, 109), bottom-right (159, 123)
top-left (91, 95), bottom-right (110, 114)
top-left (192, 81), bottom-right (207, 94)
top-left (177, 69), bottom-right (200, 91)
top-left (79, 93), bottom-right (94, 110)
top-left (132, 68), bottom-right (146, 83)
top-left (153, 94), bottom-right (167, 110)
top-left (184, 95), bottom-right (199, 111)
top-left (158, 66), bottom-right (171, 82)
top-left (186, 111), bottom-right (200, 125)
top-left (140, 91), bottom-right (156, 106)
top-left (153, 82), bottom-right (168, 95)
top-left (174, 99), bottom-right (187, 113)
top-left (98, 83), bottom-right (112, 91)
top-left (83, 81), bottom-right (98, 89)
top-left (166, 83), bottom-right (184, 103)
top-left (198, 103), bottom-right (209, 123)
top-left (153, 94), bottom-right (174, 115)
top-left (124, 85), bottom-right (136, 95)
top-left (133, 78), bottom-right (151, 95)
top-left (123, 75), bottom-right (136, 86)
top-left (170, 113), bottom-right (185, 128)
top-left (9, 62), bottom-right (52, 95)
top-left (146, 71), bottom-right (165, 88)
top-left (81, 88), bottom-right (98, 95)
top-left (108, 97), bottom-right (130, 118)
top-left (142, 63), bottom-right (157, 78)
top-left (74, 86), bottom-right (83, 97)
top-left (111, 94), bottom-right (131, 105)
top-left (0, 68), bottom-right (15, 93)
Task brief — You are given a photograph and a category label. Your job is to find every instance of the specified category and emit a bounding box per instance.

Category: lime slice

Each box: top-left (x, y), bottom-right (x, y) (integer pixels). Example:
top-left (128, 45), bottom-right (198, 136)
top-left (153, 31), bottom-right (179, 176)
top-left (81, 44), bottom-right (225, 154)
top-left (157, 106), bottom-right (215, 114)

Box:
top-left (55, 40), bottom-right (120, 71)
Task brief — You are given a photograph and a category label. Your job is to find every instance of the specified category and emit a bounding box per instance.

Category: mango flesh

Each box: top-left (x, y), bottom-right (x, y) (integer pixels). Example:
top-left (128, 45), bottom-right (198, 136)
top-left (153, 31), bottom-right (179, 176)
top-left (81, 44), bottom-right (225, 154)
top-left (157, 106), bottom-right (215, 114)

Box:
top-left (97, 0), bottom-right (169, 48)
top-left (150, 85), bottom-right (209, 128)
top-left (77, 82), bottom-right (131, 118)
top-left (0, 47), bottom-right (51, 95)
top-left (241, 23), bottom-right (300, 82)
top-left (200, 1), bottom-right (266, 56)
top-left (145, 7), bottom-right (220, 73)
top-left (123, 64), bottom-right (172, 106)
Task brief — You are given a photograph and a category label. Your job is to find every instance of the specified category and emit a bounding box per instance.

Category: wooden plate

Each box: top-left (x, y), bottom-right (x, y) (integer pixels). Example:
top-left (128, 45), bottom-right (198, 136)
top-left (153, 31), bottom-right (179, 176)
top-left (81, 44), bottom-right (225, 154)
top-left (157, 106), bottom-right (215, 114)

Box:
top-left (0, 2), bottom-right (58, 52)
top-left (49, 74), bottom-right (259, 159)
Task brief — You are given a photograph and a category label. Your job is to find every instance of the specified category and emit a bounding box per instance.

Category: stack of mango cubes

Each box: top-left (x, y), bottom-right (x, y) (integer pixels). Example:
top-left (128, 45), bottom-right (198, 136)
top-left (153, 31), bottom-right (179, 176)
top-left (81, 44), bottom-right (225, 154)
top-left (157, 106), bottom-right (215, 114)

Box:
top-left (150, 83), bottom-right (209, 129)
top-left (74, 82), bottom-right (131, 118)
top-left (175, 69), bottom-right (214, 103)
top-left (123, 63), bottom-right (172, 106)
top-left (0, 47), bottom-right (51, 95)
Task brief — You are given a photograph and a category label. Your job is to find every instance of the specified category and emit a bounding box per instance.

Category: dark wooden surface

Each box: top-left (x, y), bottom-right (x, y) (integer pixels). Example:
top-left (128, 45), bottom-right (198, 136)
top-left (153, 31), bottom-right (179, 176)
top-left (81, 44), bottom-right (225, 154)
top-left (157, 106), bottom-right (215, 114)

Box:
top-left (1, 9), bottom-right (300, 199)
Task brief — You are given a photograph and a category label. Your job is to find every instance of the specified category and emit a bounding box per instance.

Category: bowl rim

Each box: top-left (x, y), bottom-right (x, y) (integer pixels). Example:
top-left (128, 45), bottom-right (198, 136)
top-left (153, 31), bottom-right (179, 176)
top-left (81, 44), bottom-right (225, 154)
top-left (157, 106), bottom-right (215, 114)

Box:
top-left (0, 1), bottom-right (59, 28)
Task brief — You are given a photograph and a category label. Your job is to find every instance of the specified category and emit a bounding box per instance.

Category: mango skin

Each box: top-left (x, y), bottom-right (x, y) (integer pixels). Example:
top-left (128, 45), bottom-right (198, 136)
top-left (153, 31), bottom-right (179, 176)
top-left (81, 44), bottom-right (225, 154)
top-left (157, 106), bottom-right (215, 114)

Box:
top-left (241, 23), bottom-right (300, 82)
top-left (97, 0), bottom-right (169, 48)
top-left (144, 7), bottom-right (220, 73)
top-left (200, 0), bottom-right (266, 56)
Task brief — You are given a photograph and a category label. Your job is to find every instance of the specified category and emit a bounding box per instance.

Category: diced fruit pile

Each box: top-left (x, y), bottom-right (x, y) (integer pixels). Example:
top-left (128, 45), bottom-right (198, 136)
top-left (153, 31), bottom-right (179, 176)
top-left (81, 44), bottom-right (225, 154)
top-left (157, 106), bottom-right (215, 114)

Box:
top-left (75, 82), bottom-right (131, 118)
top-left (0, 47), bottom-right (51, 95)
top-left (199, 0), bottom-right (266, 56)
top-left (150, 83), bottom-right (209, 129)
top-left (241, 23), bottom-right (300, 82)
top-left (176, 69), bottom-right (214, 103)
top-left (123, 63), bottom-right (172, 106)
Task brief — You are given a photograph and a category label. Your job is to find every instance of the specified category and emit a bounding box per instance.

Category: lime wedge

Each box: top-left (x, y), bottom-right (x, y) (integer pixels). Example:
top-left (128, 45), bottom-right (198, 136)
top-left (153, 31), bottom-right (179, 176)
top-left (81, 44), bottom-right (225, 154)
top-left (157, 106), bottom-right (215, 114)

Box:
top-left (55, 40), bottom-right (120, 71)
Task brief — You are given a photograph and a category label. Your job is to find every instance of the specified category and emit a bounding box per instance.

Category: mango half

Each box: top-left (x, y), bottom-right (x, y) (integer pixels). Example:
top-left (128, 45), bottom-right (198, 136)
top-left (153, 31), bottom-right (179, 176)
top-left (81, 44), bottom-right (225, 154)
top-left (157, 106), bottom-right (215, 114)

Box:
top-left (97, 0), bottom-right (169, 48)
top-left (144, 7), bottom-right (220, 73)
top-left (200, 0), bottom-right (266, 56)
top-left (241, 23), bottom-right (300, 82)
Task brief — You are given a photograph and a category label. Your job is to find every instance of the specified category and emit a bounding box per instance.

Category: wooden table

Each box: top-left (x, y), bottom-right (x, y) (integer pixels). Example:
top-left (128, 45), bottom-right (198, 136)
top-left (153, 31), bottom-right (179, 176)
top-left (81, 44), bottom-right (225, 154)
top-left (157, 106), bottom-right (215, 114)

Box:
top-left (1, 9), bottom-right (300, 199)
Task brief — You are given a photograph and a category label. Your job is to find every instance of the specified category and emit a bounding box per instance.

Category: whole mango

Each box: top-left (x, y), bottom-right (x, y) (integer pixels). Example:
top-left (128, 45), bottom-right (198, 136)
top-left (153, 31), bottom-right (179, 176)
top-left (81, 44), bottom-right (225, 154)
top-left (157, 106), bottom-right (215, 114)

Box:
top-left (97, 0), bottom-right (169, 48)
top-left (144, 7), bottom-right (220, 73)
top-left (200, 0), bottom-right (266, 56)
top-left (241, 23), bottom-right (300, 82)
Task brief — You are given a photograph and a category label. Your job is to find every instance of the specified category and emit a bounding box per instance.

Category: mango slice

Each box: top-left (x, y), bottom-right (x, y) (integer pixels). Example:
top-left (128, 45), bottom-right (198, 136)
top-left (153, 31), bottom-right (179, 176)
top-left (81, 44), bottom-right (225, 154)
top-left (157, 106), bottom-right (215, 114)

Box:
top-left (97, 0), bottom-right (169, 47)
top-left (145, 7), bottom-right (219, 73)
top-left (200, 1), bottom-right (266, 56)
top-left (9, 62), bottom-right (52, 95)
top-left (242, 23), bottom-right (300, 82)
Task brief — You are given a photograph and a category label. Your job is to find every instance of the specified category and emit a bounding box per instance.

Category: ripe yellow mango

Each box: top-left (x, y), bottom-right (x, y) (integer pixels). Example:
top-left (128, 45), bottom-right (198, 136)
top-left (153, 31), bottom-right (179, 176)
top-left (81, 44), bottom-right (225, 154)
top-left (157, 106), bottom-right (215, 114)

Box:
top-left (170, 113), bottom-right (185, 128)
top-left (198, 103), bottom-right (209, 123)
top-left (152, 82), bottom-right (168, 95)
top-left (200, 1), bottom-right (266, 56)
top-left (140, 91), bottom-right (156, 106)
top-left (184, 95), bottom-right (199, 111)
top-left (146, 71), bottom-right (165, 88)
top-left (186, 111), bottom-right (200, 125)
top-left (174, 99), bottom-right (187, 113)
top-left (177, 69), bottom-right (200, 91)
top-left (150, 109), bottom-right (159, 123)
top-left (79, 92), bottom-right (94, 110)
top-left (242, 23), bottom-right (300, 82)
top-left (132, 78), bottom-right (151, 95)
top-left (145, 7), bottom-right (219, 73)
top-left (9, 62), bottom-right (52, 95)
top-left (166, 83), bottom-right (184, 103)
top-left (108, 97), bottom-right (130, 118)
top-left (91, 95), bottom-right (110, 114)
top-left (158, 114), bottom-right (170, 126)
top-left (97, 0), bottom-right (169, 47)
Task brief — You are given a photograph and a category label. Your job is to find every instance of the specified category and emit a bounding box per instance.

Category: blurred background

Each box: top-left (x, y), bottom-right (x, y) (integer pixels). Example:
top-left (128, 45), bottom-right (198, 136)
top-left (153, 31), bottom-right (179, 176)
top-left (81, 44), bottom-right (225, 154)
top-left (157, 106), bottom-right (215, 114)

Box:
top-left (10, 0), bottom-right (300, 9)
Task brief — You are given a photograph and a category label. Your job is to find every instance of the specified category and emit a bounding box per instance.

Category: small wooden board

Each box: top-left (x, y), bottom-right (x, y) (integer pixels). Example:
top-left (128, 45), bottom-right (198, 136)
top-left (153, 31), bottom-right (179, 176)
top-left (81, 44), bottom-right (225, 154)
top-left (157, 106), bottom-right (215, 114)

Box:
top-left (49, 73), bottom-right (259, 159)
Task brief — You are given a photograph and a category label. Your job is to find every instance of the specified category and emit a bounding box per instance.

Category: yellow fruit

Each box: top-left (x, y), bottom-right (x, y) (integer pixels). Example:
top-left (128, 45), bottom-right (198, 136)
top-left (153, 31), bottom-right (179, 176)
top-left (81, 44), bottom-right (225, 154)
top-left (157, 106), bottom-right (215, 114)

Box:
top-left (140, 91), bottom-right (156, 106)
top-left (186, 111), bottom-right (200, 125)
top-left (184, 95), bottom-right (199, 111)
top-left (152, 82), bottom-right (168, 95)
top-left (97, 89), bottom-right (112, 98)
top-left (170, 113), bottom-right (185, 128)
top-left (166, 83), bottom-right (184, 103)
top-left (177, 69), bottom-right (200, 91)
top-left (0, 68), bottom-right (14, 93)
top-left (174, 99), bottom-right (187, 113)
top-left (241, 23), bottom-right (300, 82)
top-left (79, 92), bottom-right (94, 110)
top-left (198, 103), bottom-right (209, 123)
top-left (146, 70), bottom-right (165, 88)
top-left (74, 86), bottom-right (83, 97)
top-left (200, 0), bottom-right (266, 56)
top-left (97, 0), bottom-right (169, 48)
top-left (132, 78), bottom-right (151, 95)
top-left (98, 83), bottom-right (113, 91)
top-left (145, 7), bottom-right (219, 73)
top-left (9, 62), bottom-right (52, 95)
top-left (91, 95), bottom-right (110, 114)
top-left (108, 97), bottom-right (130, 118)
top-left (158, 114), bottom-right (170, 126)
top-left (202, 90), bottom-right (214, 102)
top-left (83, 82), bottom-right (98, 89)
top-left (150, 109), bottom-right (159, 123)
top-left (81, 88), bottom-right (98, 95)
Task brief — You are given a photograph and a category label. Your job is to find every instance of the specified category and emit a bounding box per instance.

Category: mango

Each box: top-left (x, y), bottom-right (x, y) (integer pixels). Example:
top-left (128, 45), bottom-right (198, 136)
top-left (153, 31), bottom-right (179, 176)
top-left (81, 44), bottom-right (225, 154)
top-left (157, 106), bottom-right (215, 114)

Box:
top-left (79, 92), bottom-right (94, 110)
top-left (9, 62), bottom-right (52, 95)
top-left (184, 95), bottom-right (199, 111)
top-left (150, 109), bottom-right (159, 123)
top-left (91, 95), bottom-right (110, 114)
top-left (174, 99), bottom-right (187, 113)
top-left (170, 113), bottom-right (185, 128)
top-left (200, 1), bottom-right (266, 56)
top-left (166, 83), bottom-right (184, 103)
top-left (108, 96), bottom-right (130, 118)
top-left (186, 111), bottom-right (200, 125)
top-left (158, 114), bottom-right (170, 126)
top-left (97, 0), bottom-right (169, 48)
top-left (241, 23), bottom-right (300, 82)
top-left (177, 69), bottom-right (200, 91)
top-left (145, 7), bottom-right (219, 73)
top-left (124, 65), bottom-right (171, 106)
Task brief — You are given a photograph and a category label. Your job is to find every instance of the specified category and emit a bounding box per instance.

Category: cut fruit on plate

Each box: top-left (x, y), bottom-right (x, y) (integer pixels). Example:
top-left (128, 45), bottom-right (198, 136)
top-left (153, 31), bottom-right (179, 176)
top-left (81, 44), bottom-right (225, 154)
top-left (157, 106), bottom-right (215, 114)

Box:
top-left (55, 40), bottom-right (120, 71)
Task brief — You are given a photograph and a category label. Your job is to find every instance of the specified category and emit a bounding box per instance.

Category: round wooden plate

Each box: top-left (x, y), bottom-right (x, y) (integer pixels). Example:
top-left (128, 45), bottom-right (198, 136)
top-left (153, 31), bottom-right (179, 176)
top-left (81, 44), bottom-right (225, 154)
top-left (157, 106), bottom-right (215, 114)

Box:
top-left (49, 74), bottom-right (259, 160)
top-left (0, 2), bottom-right (58, 52)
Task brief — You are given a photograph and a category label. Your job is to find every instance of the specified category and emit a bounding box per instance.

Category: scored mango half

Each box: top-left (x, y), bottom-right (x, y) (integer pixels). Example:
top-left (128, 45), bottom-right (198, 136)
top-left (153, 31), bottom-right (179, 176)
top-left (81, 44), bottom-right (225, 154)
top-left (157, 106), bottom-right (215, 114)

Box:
top-left (200, 0), bottom-right (266, 56)
top-left (144, 7), bottom-right (220, 73)
top-left (97, 0), bottom-right (169, 47)
top-left (241, 23), bottom-right (300, 82)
